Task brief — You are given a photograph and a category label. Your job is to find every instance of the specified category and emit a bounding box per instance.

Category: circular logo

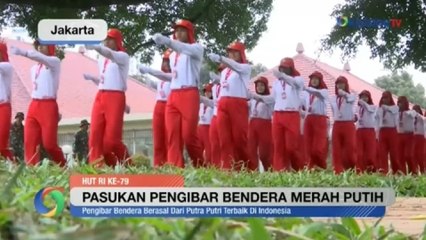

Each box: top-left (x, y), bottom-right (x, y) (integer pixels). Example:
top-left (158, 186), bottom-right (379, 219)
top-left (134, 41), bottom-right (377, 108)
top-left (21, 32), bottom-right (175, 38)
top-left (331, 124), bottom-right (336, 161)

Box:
top-left (34, 187), bottom-right (65, 217)
top-left (336, 16), bottom-right (349, 27)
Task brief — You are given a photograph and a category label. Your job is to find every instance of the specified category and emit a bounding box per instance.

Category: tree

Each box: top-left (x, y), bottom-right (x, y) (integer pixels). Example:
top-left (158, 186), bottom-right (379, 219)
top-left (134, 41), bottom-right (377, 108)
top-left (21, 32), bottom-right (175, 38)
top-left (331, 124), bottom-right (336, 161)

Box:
top-left (251, 63), bottom-right (268, 78)
top-left (0, 0), bottom-right (273, 63)
top-left (374, 71), bottom-right (426, 107)
top-left (321, 0), bottom-right (426, 72)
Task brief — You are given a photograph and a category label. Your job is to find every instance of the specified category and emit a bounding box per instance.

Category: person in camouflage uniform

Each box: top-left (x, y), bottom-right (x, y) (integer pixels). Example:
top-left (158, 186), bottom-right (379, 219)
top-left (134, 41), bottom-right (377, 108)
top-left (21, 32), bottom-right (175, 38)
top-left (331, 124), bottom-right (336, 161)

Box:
top-left (73, 119), bottom-right (89, 163)
top-left (9, 112), bottom-right (24, 162)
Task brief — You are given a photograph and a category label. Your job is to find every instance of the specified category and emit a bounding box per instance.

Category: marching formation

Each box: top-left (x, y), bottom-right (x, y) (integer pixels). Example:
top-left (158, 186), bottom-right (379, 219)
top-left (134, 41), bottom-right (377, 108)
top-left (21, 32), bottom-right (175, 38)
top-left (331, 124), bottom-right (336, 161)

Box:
top-left (0, 19), bottom-right (425, 175)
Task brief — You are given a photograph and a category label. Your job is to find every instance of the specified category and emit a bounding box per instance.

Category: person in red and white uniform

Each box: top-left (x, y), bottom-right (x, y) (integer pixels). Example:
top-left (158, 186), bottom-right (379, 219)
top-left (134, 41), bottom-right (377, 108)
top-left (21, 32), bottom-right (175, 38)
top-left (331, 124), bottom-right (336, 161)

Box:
top-left (330, 76), bottom-right (357, 174)
top-left (248, 77), bottom-right (273, 171)
top-left (302, 71), bottom-right (329, 170)
top-left (207, 42), bottom-right (251, 170)
top-left (355, 90), bottom-right (377, 173)
top-left (376, 91), bottom-right (400, 174)
top-left (412, 105), bottom-right (425, 173)
top-left (10, 41), bottom-right (66, 166)
top-left (253, 58), bottom-right (304, 171)
top-left (138, 49), bottom-right (172, 167)
top-left (198, 84), bottom-right (214, 166)
top-left (151, 19), bottom-right (204, 168)
top-left (83, 28), bottom-right (131, 167)
top-left (397, 96), bottom-right (417, 174)
top-left (200, 64), bottom-right (225, 168)
top-left (0, 41), bottom-right (14, 161)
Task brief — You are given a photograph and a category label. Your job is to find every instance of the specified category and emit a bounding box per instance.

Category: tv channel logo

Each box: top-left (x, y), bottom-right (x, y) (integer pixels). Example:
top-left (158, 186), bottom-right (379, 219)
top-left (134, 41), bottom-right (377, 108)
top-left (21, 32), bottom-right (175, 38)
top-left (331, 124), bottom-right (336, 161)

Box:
top-left (336, 16), bottom-right (349, 27)
top-left (34, 187), bottom-right (65, 217)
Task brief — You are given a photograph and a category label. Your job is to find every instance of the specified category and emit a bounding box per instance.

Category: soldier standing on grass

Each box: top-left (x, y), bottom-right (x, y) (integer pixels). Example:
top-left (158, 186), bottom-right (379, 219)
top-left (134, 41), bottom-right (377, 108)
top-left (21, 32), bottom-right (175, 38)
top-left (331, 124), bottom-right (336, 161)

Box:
top-left (10, 112), bottom-right (24, 162)
top-left (73, 119), bottom-right (89, 163)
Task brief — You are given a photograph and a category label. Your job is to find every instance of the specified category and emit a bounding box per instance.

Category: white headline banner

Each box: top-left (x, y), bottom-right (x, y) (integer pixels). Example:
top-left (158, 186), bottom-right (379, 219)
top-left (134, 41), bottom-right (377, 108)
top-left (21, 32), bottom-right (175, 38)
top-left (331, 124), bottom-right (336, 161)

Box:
top-left (69, 187), bottom-right (395, 207)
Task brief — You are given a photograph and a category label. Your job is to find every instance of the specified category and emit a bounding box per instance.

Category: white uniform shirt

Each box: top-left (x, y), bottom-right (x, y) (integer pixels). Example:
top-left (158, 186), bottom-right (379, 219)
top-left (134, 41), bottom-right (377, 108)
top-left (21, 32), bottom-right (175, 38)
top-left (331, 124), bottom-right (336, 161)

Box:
top-left (199, 102), bottom-right (214, 125)
top-left (330, 93), bottom-right (356, 121)
top-left (303, 87), bottom-right (329, 116)
top-left (26, 50), bottom-right (61, 99)
top-left (168, 42), bottom-right (203, 89)
top-left (219, 58), bottom-right (251, 99)
top-left (0, 62), bottom-right (13, 103)
top-left (356, 101), bottom-right (377, 129)
top-left (97, 47), bottom-right (129, 91)
top-left (414, 114), bottom-right (425, 135)
top-left (261, 75), bottom-right (304, 111)
top-left (249, 99), bottom-right (273, 120)
top-left (397, 110), bottom-right (416, 133)
top-left (376, 105), bottom-right (399, 128)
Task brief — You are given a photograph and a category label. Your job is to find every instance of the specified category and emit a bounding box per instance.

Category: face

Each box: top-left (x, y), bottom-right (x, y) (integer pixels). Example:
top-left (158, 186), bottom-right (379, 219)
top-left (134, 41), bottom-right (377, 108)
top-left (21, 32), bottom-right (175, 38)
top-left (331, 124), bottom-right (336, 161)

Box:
top-left (279, 67), bottom-right (292, 75)
top-left (398, 101), bottom-right (404, 109)
top-left (38, 45), bottom-right (50, 55)
top-left (104, 37), bottom-right (117, 50)
top-left (256, 82), bottom-right (266, 94)
top-left (360, 94), bottom-right (369, 102)
top-left (82, 125), bottom-right (88, 131)
top-left (310, 77), bottom-right (320, 87)
top-left (227, 50), bottom-right (241, 62)
top-left (162, 60), bottom-right (171, 72)
top-left (205, 91), bottom-right (212, 98)
top-left (336, 82), bottom-right (346, 90)
top-left (175, 27), bottom-right (188, 42)
top-left (381, 96), bottom-right (390, 105)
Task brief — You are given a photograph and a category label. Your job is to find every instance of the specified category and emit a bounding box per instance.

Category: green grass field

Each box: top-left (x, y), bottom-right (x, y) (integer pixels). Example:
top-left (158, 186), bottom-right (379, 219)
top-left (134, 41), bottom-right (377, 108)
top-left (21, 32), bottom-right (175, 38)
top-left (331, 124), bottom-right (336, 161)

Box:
top-left (1, 159), bottom-right (425, 240)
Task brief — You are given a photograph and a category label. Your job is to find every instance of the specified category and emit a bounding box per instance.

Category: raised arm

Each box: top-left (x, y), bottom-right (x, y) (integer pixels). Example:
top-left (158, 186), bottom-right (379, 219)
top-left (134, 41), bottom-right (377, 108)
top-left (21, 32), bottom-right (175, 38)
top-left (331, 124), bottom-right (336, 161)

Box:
top-left (200, 96), bottom-right (214, 108)
top-left (219, 56), bottom-right (251, 75)
top-left (83, 74), bottom-right (101, 86)
top-left (304, 87), bottom-right (328, 99)
top-left (85, 45), bottom-right (129, 66)
top-left (273, 70), bottom-right (303, 89)
top-left (358, 100), bottom-right (376, 113)
top-left (338, 89), bottom-right (356, 103)
top-left (10, 47), bottom-right (59, 69)
top-left (383, 105), bottom-right (399, 114)
top-left (139, 65), bottom-right (172, 82)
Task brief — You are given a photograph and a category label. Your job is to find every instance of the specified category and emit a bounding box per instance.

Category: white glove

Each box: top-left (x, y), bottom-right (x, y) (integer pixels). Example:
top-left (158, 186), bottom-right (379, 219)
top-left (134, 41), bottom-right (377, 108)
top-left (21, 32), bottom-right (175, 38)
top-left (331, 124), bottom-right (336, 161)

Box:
top-left (84, 44), bottom-right (98, 50)
top-left (272, 69), bottom-right (284, 79)
top-left (125, 105), bottom-right (131, 114)
top-left (358, 99), bottom-right (366, 106)
top-left (337, 89), bottom-right (347, 96)
top-left (83, 74), bottom-right (93, 81)
top-left (152, 33), bottom-right (171, 46)
top-left (138, 64), bottom-right (151, 74)
top-left (208, 53), bottom-right (221, 63)
top-left (10, 46), bottom-right (26, 56)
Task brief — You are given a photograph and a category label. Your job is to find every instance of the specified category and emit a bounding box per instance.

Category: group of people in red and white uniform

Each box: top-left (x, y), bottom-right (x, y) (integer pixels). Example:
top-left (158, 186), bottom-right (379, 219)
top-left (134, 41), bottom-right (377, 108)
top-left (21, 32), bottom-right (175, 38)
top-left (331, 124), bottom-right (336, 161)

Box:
top-left (0, 19), bottom-right (425, 175)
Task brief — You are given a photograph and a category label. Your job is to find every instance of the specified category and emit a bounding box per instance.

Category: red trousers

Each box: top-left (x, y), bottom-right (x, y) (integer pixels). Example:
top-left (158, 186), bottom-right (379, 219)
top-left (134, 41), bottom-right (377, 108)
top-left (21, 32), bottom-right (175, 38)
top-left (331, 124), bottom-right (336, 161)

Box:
top-left (165, 88), bottom-right (204, 168)
top-left (378, 128), bottom-right (399, 174)
top-left (272, 111), bottom-right (302, 171)
top-left (217, 97), bottom-right (249, 170)
top-left (398, 133), bottom-right (415, 174)
top-left (248, 118), bottom-right (273, 171)
top-left (24, 100), bottom-right (65, 166)
top-left (356, 128), bottom-right (377, 172)
top-left (414, 135), bottom-right (425, 173)
top-left (304, 115), bottom-right (328, 169)
top-left (89, 91), bottom-right (130, 167)
top-left (198, 125), bottom-right (211, 165)
top-left (209, 116), bottom-right (221, 168)
top-left (331, 121), bottom-right (357, 174)
top-left (0, 103), bottom-right (13, 161)
top-left (152, 101), bottom-right (167, 167)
